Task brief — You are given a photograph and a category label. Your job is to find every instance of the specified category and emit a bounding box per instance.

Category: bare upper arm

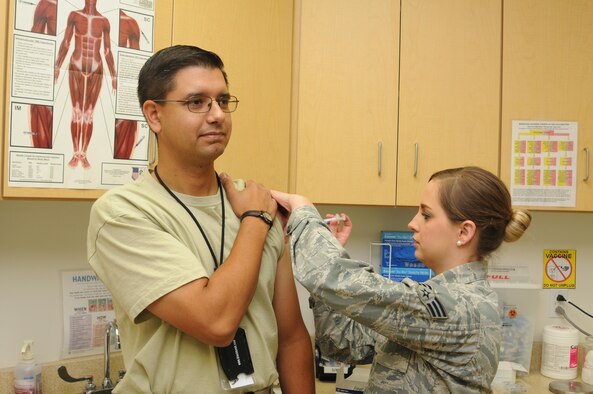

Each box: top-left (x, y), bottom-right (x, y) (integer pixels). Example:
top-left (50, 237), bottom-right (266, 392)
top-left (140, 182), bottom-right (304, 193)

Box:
top-left (273, 246), bottom-right (309, 342)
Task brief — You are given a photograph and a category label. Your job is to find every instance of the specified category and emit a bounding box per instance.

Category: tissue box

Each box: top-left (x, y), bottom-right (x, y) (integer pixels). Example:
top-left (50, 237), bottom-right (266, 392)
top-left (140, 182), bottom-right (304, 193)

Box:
top-left (491, 361), bottom-right (528, 386)
top-left (335, 365), bottom-right (370, 394)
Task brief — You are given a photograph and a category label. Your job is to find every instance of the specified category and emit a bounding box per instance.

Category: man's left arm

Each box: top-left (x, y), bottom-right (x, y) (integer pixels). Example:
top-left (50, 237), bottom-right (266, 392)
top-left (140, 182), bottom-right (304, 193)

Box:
top-left (273, 246), bottom-right (315, 394)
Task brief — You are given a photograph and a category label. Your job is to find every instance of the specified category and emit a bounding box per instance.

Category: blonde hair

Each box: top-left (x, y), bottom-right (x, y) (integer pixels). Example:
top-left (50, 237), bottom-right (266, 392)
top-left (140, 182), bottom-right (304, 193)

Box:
top-left (505, 209), bottom-right (532, 242)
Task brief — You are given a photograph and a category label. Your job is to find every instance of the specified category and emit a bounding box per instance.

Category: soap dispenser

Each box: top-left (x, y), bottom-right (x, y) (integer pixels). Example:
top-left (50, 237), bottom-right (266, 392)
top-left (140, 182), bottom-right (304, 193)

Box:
top-left (14, 340), bottom-right (43, 394)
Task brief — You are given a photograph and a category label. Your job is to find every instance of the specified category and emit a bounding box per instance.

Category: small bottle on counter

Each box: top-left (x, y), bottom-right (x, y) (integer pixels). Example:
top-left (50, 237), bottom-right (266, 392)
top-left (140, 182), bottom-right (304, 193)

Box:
top-left (13, 340), bottom-right (42, 394)
top-left (583, 336), bottom-right (593, 385)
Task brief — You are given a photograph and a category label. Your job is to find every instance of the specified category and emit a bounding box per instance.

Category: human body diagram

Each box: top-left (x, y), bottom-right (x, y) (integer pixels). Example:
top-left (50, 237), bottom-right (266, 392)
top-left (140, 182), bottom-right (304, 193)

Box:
top-left (114, 9), bottom-right (141, 160)
top-left (9, 0), bottom-right (154, 189)
top-left (29, 0), bottom-right (57, 149)
top-left (54, 0), bottom-right (117, 169)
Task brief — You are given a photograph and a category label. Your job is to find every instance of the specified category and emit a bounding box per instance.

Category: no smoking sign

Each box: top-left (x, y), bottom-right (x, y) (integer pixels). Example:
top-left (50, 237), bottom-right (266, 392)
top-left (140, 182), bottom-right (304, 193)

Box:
top-left (543, 249), bottom-right (576, 288)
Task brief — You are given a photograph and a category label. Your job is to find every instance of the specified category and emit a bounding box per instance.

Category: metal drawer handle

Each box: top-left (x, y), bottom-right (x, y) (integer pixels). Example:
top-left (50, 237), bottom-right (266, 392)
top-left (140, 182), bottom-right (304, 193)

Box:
top-left (413, 143), bottom-right (418, 177)
top-left (378, 142), bottom-right (382, 177)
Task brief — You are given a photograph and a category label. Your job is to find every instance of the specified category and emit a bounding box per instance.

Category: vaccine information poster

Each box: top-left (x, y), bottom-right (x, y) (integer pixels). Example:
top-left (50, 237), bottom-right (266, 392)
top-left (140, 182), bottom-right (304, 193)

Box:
top-left (61, 270), bottom-right (116, 358)
top-left (510, 120), bottom-right (577, 208)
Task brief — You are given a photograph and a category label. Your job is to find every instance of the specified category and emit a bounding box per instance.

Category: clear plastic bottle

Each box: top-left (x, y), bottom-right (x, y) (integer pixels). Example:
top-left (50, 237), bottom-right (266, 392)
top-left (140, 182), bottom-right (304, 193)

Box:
top-left (13, 340), bottom-right (42, 394)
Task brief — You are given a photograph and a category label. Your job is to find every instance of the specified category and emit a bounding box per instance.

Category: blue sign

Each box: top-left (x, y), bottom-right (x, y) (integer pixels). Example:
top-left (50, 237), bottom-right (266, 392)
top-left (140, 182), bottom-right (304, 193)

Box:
top-left (380, 231), bottom-right (433, 282)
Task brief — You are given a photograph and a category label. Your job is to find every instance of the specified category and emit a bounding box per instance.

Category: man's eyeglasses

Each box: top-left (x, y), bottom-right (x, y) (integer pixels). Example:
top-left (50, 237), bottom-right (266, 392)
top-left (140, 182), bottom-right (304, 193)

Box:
top-left (152, 94), bottom-right (239, 113)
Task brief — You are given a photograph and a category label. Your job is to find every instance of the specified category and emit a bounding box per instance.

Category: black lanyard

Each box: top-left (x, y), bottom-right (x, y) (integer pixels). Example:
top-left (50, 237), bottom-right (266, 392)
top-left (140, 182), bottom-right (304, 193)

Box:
top-left (153, 166), bottom-right (225, 269)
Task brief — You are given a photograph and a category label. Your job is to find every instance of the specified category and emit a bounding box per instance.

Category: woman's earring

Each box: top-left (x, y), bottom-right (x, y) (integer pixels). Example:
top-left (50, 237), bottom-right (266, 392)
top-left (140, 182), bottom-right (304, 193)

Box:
top-left (456, 240), bottom-right (462, 247)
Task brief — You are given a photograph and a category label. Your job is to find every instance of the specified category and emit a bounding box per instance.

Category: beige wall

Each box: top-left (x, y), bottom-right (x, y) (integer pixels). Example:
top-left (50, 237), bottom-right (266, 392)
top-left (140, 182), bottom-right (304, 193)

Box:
top-left (1, 200), bottom-right (593, 369)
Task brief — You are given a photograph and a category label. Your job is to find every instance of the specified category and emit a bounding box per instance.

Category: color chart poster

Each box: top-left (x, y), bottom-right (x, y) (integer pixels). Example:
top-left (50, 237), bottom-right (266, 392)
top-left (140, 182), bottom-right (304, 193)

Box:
top-left (510, 120), bottom-right (577, 207)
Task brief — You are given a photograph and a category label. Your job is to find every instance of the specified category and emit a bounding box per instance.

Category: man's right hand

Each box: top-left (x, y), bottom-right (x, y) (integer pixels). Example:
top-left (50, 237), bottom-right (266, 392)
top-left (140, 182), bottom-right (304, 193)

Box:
top-left (219, 172), bottom-right (277, 220)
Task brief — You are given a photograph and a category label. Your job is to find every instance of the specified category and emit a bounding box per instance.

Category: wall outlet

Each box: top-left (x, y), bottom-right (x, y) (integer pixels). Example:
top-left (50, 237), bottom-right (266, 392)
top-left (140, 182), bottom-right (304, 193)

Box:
top-left (548, 290), bottom-right (567, 318)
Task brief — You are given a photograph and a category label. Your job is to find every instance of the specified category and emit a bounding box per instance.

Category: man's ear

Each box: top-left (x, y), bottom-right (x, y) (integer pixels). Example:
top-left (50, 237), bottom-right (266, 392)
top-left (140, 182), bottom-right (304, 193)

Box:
top-left (458, 220), bottom-right (477, 245)
top-left (142, 100), bottom-right (162, 135)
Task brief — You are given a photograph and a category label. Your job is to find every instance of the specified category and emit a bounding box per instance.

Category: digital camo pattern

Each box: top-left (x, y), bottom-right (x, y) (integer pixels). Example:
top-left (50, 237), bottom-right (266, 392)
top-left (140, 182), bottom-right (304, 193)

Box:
top-left (287, 206), bottom-right (501, 393)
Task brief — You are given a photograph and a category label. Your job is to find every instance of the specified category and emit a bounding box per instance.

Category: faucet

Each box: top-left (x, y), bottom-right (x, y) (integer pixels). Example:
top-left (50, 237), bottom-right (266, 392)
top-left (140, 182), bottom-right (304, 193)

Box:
top-left (103, 320), bottom-right (121, 389)
top-left (58, 319), bottom-right (125, 393)
top-left (57, 366), bottom-right (97, 394)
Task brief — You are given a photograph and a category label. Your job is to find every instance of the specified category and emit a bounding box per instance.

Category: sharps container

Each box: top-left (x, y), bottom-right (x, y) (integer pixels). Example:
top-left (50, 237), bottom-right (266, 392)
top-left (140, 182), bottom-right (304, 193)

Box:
top-left (541, 325), bottom-right (579, 379)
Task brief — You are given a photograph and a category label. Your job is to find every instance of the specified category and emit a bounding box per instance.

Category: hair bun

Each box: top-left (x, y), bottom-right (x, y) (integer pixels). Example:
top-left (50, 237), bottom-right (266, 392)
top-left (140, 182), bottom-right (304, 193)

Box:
top-left (504, 209), bottom-right (532, 242)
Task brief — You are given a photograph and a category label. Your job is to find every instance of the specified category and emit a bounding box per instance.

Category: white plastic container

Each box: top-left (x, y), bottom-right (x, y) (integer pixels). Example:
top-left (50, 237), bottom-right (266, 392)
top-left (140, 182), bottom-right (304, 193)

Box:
top-left (14, 340), bottom-right (42, 394)
top-left (583, 336), bottom-right (593, 385)
top-left (541, 325), bottom-right (579, 379)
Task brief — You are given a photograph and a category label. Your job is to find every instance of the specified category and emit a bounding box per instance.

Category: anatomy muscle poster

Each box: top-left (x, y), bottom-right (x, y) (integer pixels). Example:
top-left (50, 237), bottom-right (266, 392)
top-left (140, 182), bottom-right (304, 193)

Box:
top-left (7, 0), bottom-right (155, 189)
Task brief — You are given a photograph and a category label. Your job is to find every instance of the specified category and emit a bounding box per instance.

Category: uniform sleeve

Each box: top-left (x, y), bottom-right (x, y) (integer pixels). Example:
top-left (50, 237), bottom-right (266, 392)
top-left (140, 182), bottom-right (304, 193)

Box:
top-left (311, 296), bottom-right (379, 364)
top-left (286, 206), bottom-right (490, 365)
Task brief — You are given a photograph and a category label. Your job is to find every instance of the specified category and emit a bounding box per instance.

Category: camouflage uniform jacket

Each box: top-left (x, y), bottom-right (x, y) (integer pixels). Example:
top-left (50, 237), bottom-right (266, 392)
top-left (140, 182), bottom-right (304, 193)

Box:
top-left (286, 206), bottom-right (501, 394)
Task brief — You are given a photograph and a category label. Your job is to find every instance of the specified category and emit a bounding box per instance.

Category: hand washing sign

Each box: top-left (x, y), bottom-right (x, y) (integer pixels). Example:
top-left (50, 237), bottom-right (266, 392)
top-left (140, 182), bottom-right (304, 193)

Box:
top-left (61, 270), bottom-right (116, 358)
top-left (543, 249), bottom-right (576, 289)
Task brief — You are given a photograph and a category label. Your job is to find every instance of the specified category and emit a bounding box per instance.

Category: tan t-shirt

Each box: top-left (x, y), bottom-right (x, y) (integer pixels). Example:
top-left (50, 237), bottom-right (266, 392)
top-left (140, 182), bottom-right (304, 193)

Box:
top-left (88, 171), bottom-right (284, 393)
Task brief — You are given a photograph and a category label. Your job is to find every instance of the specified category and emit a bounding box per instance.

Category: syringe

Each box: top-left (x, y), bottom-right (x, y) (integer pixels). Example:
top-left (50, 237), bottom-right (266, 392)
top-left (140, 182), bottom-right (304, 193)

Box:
top-left (323, 214), bottom-right (345, 223)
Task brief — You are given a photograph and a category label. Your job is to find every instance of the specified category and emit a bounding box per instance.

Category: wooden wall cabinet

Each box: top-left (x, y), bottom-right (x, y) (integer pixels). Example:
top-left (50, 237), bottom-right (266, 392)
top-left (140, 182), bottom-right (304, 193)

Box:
top-left (171, 0), bottom-right (294, 192)
top-left (293, 0), bottom-right (501, 206)
top-left (395, 0), bottom-right (502, 206)
top-left (293, 0), bottom-right (399, 205)
top-left (4, 0), bottom-right (592, 209)
top-left (501, 0), bottom-right (593, 211)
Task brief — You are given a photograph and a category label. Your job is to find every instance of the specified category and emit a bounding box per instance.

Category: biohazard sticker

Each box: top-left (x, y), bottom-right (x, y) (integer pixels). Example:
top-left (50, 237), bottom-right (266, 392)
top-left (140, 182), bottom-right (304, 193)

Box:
top-left (543, 249), bottom-right (576, 289)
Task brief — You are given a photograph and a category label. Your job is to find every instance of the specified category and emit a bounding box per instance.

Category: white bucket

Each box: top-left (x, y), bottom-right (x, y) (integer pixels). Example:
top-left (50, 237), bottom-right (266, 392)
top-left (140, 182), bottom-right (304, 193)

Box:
top-left (540, 325), bottom-right (579, 379)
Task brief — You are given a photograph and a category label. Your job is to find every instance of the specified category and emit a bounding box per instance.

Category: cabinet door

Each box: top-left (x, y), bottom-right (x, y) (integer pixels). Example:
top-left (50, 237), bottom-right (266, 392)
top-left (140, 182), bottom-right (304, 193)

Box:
top-left (501, 0), bottom-right (593, 211)
top-left (396, 0), bottom-right (502, 206)
top-left (294, 0), bottom-right (399, 205)
top-left (171, 0), bottom-right (293, 191)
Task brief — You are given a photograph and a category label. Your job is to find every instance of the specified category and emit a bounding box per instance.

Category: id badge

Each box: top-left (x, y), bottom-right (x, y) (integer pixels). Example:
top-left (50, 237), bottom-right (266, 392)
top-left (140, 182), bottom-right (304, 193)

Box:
top-left (216, 327), bottom-right (256, 390)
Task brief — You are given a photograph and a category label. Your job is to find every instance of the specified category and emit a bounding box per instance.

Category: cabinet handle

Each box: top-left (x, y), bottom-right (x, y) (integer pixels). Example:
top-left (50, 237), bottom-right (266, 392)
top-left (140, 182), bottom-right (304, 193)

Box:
top-left (585, 147), bottom-right (590, 182)
top-left (149, 132), bottom-right (157, 166)
top-left (378, 142), bottom-right (382, 177)
top-left (413, 143), bottom-right (419, 177)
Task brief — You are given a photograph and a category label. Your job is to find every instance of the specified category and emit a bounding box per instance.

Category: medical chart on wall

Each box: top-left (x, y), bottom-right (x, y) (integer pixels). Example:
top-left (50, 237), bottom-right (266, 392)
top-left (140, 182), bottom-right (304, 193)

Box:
top-left (61, 270), bottom-right (117, 358)
top-left (510, 120), bottom-right (578, 207)
top-left (7, 0), bottom-right (156, 190)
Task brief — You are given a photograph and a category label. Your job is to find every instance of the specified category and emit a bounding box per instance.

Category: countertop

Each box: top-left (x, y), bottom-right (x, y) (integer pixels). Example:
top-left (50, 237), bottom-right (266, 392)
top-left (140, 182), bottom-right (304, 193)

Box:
top-left (314, 371), bottom-right (586, 393)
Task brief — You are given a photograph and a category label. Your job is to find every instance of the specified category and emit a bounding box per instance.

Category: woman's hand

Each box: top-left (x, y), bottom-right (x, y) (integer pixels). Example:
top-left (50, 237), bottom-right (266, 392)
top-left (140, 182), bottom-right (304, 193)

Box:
top-left (325, 213), bottom-right (352, 246)
top-left (270, 190), bottom-right (313, 214)
top-left (271, 190), bottom-right (314, 235)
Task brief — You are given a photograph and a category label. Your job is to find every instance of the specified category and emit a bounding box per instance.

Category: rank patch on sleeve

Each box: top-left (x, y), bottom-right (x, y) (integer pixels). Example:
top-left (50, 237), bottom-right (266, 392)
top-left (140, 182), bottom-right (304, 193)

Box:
top-left (416, 283), bottom-right (448, 319)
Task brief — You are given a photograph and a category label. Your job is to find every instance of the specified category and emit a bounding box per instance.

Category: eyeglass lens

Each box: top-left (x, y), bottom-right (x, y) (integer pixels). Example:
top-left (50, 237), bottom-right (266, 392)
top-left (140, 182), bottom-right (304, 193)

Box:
top-left (187, 95), bottom-right (238, 113)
